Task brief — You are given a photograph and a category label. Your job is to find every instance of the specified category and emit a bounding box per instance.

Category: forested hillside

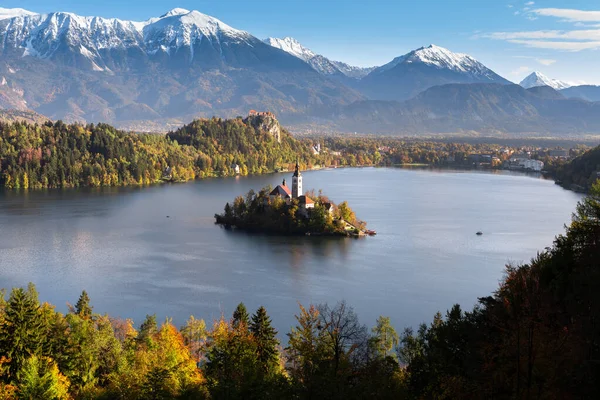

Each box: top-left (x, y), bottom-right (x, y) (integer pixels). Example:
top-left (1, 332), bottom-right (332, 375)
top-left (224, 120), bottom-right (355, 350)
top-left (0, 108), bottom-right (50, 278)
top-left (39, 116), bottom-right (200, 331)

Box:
top-left (552, 144), bottom-right (600, 191)
top-left (0, 117), bottom-right (324, 189)
top-left (1, 183), bottom-right (599, 398)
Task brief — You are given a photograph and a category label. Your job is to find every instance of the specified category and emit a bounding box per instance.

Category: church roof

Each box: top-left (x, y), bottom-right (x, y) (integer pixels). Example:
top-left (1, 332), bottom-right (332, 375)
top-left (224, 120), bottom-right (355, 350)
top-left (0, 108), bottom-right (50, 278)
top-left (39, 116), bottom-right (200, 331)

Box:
top-left (270, 184), bottom-right (291, 197)
top-left (298, 195), bottom-right (314, 205)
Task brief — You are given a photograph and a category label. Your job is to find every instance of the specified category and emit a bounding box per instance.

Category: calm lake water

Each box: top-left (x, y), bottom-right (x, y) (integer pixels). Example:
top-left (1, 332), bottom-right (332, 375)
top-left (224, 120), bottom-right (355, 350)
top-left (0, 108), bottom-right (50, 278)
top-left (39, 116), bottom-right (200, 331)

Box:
top-left (0, 168), bottom-right (582, 335)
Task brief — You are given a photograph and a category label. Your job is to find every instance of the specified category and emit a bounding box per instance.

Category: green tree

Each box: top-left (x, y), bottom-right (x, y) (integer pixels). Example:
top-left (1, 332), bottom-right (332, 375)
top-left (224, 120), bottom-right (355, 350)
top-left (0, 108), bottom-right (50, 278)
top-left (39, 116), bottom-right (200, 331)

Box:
top-left (337, 201), bottom-right (356, 223)
top-left (0, 286), bottom-right (47, 381)
top-left (250, 306), bottom-right (279, 374)
top-left (16, 355), bottom-right (70, 400)
top-left (138, 314), bottom-right (158, 347)
top-left (232, 303), bottom-right (249, 331)
top-left (75, 290), bottom-right (92, 318)
top-left (64, 313), bottom-right (99, 395)
top-left (371, 316), bottom-right (399, 359)
top-left (204, 318), bottom-right (261, 399)
top-left (286, 304), bottom-right (330, 398)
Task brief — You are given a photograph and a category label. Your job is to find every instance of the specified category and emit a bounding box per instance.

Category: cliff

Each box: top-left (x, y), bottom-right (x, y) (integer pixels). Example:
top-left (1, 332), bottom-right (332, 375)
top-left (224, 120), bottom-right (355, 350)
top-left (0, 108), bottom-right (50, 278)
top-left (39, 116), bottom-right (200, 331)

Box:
top-left (244, 113), bottom-right (282, 143)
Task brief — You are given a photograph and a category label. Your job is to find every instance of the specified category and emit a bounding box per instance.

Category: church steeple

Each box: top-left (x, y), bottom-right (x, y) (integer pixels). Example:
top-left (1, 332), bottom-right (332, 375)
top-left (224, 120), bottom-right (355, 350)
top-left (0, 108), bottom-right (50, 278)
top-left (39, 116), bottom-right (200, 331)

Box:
top-left (292, 160), bottom-right (302, 199)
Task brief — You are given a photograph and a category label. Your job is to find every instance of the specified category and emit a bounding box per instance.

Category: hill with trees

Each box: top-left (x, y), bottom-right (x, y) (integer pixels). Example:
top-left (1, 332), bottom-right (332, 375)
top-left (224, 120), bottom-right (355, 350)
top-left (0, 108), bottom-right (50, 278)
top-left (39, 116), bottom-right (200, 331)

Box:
top-left (550, 144), bottom-right (600, 191)
top-left (0, 116), bottom-right (332, 189)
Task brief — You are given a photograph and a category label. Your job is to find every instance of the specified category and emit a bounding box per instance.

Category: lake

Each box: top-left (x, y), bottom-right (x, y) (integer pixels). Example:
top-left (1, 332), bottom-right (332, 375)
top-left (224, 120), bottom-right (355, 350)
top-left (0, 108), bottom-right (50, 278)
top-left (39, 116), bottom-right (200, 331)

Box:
top-left (0, 168), bottom-right (582, 336)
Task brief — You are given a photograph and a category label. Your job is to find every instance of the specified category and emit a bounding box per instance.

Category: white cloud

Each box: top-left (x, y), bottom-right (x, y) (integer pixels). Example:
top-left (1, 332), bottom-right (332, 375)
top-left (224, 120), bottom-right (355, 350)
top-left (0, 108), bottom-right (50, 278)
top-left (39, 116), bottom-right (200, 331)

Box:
top-left (533, 8), bottom-right (600, 22)
top-left (481, 7), bottom-right (600, 52)
top-left (511, 66), bottom-right (532, 76)
top-left (508, 5), bottom-right (514, 9)
top-left (513, 56), bottom-right (557, 65)
top-left (508, 39), bottom-right (600, 51)
top-left (536, 58), bottom-right (556, 65)
top-left (574, 22), bottom-right (600, 28)
top-left (486, 29), bottom-right (600, 41)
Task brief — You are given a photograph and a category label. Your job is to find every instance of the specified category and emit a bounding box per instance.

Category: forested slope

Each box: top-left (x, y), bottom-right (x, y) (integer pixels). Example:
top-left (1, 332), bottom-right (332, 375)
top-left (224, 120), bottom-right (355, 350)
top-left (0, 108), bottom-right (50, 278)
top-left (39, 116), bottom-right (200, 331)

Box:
top-left (0, 116), bottom-right (322, 189)
top-left (552, 144), bottom-right (600, 191)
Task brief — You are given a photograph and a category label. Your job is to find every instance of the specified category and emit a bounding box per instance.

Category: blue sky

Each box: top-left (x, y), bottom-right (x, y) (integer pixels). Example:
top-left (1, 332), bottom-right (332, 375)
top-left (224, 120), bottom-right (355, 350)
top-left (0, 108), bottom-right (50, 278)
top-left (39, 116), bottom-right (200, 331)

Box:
top-left (5, 0), bottom-right (600, 84)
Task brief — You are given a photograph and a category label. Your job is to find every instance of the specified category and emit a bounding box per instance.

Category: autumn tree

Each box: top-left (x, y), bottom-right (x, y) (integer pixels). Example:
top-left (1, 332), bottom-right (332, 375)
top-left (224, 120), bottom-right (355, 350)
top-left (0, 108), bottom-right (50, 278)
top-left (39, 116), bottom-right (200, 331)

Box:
top-left (181, 316), bottom-right (207, 362)
top-left (286, 303), bottom-right (330, 397)
top-left (204, 317), bottom-right (260, 399)
top-left (16, 355), bottom-right (70, 400)
top-left (371, 316), bottom-right (399, 359)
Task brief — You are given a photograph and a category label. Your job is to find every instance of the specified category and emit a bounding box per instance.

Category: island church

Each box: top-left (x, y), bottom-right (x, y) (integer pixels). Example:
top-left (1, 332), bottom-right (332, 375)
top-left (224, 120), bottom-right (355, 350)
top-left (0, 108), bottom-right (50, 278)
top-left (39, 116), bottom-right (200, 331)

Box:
top-left (269, 162), bottom-right (314, 210)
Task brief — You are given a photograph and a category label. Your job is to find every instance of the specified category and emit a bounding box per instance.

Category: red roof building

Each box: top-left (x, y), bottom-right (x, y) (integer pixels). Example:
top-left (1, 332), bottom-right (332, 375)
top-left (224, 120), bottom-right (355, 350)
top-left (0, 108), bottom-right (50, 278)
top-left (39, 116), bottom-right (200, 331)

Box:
top-left (298, 195), bottom-right (315, 209)
top-left (269, 179), bottom-right (291, 203)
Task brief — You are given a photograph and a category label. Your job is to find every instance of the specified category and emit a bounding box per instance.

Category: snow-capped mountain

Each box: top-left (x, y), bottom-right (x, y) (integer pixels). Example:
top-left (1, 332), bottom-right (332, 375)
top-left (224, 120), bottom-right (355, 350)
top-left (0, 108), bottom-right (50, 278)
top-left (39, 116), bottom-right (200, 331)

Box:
top-left (373, 44), bottom-right (499, 79)
top-left (0, 7), bottom-right (363, 126)
top-left (519, 72), bottom-right (571, 90)
top-left (264, 37), bottom-right (316, 62)
top-left (0, 8), bottom-right (258, 71)
top-left (359, 44), bottom-right (510, 101)
top-left (264, 37), bottom-right (374, 79)
top-left (0, 7), bottom-right (35, 20)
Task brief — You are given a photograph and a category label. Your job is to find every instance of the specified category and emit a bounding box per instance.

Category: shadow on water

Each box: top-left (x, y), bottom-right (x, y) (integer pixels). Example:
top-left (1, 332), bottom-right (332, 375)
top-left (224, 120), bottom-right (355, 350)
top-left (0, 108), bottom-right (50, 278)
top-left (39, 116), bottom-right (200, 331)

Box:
top-left (216, 224), bottom-right (355, 266)
top-left (0, 185), bottom-right (154, 217)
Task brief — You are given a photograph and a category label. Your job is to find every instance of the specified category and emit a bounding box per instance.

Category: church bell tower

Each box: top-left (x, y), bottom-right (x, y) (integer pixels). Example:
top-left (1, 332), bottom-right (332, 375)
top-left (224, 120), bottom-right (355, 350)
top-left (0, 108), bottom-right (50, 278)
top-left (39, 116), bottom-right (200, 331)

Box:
top-left (292, 161), bottom-right (302, 199)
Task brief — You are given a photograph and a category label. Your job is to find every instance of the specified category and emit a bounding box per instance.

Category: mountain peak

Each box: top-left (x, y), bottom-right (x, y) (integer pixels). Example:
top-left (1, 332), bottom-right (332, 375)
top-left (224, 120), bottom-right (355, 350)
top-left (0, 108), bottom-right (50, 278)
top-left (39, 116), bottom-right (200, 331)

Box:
top-left (520, 71), bottom-right (571, 90)
top-left (0, 7), bottom-right (37, 20)
top-left (160, 8), bottom-right (191, 18)
top-left (375, 44), bottom-right (483, 76)
top-left (264, 37), bottom-right (315, 61)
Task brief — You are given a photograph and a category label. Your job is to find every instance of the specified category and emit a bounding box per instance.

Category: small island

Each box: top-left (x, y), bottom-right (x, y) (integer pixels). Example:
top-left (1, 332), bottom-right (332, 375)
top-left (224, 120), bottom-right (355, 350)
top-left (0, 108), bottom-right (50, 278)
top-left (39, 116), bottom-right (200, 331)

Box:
top-left (215, 162), bottom-right (371, 237)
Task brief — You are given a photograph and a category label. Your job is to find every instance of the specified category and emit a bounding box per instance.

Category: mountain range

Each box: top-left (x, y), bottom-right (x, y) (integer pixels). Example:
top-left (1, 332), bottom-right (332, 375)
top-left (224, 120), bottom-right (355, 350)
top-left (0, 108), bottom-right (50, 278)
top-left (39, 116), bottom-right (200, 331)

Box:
top-left (0, 6), bottom-right (599, 136)
top-left (264, 37), bottom-right (374, 79)
top-left (325, 84), bottom-right (600, 135)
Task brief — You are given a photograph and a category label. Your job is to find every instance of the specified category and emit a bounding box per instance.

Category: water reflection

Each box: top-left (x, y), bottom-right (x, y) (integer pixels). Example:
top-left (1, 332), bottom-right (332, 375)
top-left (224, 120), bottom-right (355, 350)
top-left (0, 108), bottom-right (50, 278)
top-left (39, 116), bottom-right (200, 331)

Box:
top-left (219, 227), bottom-right (353, 266)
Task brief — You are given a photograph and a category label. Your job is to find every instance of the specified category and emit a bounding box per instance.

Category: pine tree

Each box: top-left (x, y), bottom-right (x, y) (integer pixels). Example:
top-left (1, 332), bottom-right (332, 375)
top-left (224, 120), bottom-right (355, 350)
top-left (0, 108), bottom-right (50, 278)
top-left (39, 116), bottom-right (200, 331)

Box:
top-left (75, 290), bottom-right (92, 318)
top-left (138, 314), bottom-right (158, 346)
top-left (371, 316), bottom-right (399, 359)
top-left (249, 306), bottom-right (279, 373)
top-left (0, 287), bottom-right (48, 381)
top-left (16, 355), bottom-right (70, 400)
top-left (232, 303), bottom-right (249, 331)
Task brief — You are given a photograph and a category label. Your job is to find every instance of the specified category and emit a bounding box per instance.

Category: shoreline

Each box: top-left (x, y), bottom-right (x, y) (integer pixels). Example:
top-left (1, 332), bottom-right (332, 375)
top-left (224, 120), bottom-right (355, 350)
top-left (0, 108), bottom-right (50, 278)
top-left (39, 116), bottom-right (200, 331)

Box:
top-left (215, 223), bottom-right (365, 238)
top-left (0, 164), bottom-right (562, 194)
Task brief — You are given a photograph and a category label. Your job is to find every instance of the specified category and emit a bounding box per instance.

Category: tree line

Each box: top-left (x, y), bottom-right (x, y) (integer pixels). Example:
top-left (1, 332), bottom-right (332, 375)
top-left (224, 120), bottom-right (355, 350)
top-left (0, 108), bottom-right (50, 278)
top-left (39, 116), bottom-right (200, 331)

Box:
top-left (4, 117), bottom-right (587, 191)
top-left (0, 118), bottom-right (330, 190)
top-left (0, 285), bottom-right (404, 399)
top-left (549, 143), bottom-right (600, 191)
top-left (1, 183), bottom-right (600, 398)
